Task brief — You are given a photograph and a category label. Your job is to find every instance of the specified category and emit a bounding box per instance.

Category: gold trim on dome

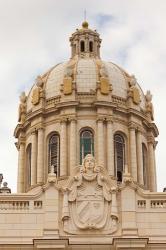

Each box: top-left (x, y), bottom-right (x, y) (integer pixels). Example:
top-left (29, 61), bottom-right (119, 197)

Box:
top-left (32, 87), bottom-right (40, 105)
top-left (63, 78), bottom-right (73, 95)
top-left (133, 87), bottom-right (141, 104)
top-left (100, 77), bottom-right (109, 94)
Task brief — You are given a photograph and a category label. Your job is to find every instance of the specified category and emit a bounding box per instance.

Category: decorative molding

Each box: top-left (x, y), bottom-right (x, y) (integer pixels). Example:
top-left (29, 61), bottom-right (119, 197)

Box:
top-left (61, 154), bottom-right (119, 235)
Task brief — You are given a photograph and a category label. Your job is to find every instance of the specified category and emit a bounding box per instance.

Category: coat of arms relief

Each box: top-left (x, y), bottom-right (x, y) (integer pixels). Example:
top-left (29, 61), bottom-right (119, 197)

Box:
top-left (62, 154), bottom-right (119, 234)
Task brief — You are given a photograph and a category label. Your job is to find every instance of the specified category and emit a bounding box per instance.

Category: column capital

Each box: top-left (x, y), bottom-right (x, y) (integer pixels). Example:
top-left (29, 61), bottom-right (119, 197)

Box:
top-left (18, 137), bottom-right (26, 148)
top-left (128, 122), bottom-right (137, 130)
top-left (68, 116), bottom-right (77, 123)
top-left (106, 116), bottom-right (114, 123)
top-left (60, 117), bottom-right (68, 124)
top-left (31, 128), bottom-right (37, 135)
top-left (147, 135), bottom-right (155, 145)
top-left (97, 115), bottom-right (106, 122)
top-left (37, 126), bottom-right (45, 131)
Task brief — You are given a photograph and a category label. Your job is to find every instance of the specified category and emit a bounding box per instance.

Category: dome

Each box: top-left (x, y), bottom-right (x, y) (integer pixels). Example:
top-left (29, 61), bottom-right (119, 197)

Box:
top-left (26, 57), bottom-right (145, 111)
top-left (15, 22), bottom-right (158, 195)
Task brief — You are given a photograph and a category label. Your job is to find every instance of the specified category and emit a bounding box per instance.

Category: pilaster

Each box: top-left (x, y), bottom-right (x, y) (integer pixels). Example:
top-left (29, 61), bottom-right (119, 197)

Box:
top-left (60, 118), bottom-right (67, 176)
top-left (17, 137), bottom-right (25, 193)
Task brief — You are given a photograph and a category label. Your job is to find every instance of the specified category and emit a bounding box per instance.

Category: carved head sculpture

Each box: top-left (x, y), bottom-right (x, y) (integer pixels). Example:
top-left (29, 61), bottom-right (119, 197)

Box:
top-left (82, 154), bottom-right (97, 174)
top-left (64, 66), bottom-right (73, 78)
top-left (20, 92), bottom-right (26, 103)
top-left (130, 74), bottom-right (137, 87)
top-left (36, 75), bottom-right (44, 88)
top-left (145, 90), bottom-right (152, 102)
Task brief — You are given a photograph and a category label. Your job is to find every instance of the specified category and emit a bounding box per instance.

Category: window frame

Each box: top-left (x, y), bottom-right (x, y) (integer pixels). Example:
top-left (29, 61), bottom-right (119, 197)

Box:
top-left (80, 128), bottom-right (94, 164)
top-left (114, 133), bottom-right (125, 182)
top-left (48, 133), bottom-right (60, 176)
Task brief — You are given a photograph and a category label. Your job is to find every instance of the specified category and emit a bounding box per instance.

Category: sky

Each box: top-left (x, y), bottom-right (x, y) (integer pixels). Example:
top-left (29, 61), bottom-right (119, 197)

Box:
top-left (0, 0), bottom-right (166, 192)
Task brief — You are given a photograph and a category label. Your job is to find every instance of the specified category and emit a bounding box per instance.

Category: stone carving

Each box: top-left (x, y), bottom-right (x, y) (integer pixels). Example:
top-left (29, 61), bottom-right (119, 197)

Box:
top-left (145, 90), bottom-right (154, 120)
top-left (99, 64), bottom-right (112, 95)
top-left (63, 65), bottom-right (73, 95)
top-left (18, 92), bottom-right (27, 124)
top-left (62, 154), bottom-right (119, 234)
top-left (31, 76), bottom-right (45, 105)
top-left (128, 75), bottom-right (141, 105)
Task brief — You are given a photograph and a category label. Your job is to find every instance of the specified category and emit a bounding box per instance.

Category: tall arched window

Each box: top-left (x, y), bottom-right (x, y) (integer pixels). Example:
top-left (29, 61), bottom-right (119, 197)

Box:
top-left (26, 144), bottom-right (32, 186)
top-left (80, 40), bottom-right (85, 52)
top-left (142, 143), bottom-right (148, 187)
top-left (80, 130), bottom-right (94, 164)
top-left (89, 41), bottom-right (93, 52)
top-left (114, 134), bottom-right (125, 182)
top-left (48, 133), bottom-right (60, 176)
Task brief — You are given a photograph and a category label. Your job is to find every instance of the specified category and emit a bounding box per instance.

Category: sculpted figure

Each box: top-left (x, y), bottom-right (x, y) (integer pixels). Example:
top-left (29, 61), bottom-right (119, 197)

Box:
top-left (128, 75), bottom-right (140, 104)
top-left (31, 75), bottom-right (45, 105)
top-left (62, 154), bottom-right (119, 234)
top-left (145, 90), bottom-right (154, 120)
top-left (18, 92), bottom-right (26, 123)
top-left (99, 63), bottom-right (112, 94)
top-left (63, 65), bottom-right (73, 95)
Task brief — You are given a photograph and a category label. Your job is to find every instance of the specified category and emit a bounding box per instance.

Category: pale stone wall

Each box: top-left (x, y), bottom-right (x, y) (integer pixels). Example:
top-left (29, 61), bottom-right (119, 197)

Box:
top-left (0, 176), bottom-right (166, 249)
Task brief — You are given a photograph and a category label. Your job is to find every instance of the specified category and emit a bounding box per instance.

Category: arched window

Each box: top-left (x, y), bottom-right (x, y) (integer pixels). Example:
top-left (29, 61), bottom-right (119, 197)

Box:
top-left (89, 41), bottom-right (93, 52)
top-left (26, 144), bottom-right (32, 186)
top-left (114, 134), bottom-right (125, 182)
top-left (48, 133), bottom-right (60, 176)
top-left (80, 130), bottom-right (94, 164)
top-left (142, 143), bottom-right (148, 187)
top-left (80, 40), bottom-right (85, 52)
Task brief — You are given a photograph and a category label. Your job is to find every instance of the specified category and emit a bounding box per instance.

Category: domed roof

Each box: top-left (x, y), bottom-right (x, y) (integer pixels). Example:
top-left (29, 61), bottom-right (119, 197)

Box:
top-left (26, 57), bottom-right (145, 111)
top-left (26, 22), bottom-right (146, 112)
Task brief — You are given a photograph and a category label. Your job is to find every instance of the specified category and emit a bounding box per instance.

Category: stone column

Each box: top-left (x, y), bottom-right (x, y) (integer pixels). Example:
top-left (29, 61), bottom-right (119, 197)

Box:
top-left (129, 126), bottom-right (137, 182)
top-left (107, 119), bottom-right (114, 176)
top-left (31, 130), bottom-right (37, 186)
top-left (60, 119), bottom-right (67, 176)
top-left (148, 136), bottom-right (157, 191)
top-left (17, 139), bottom-right (25, 193)
top-left (69, 118), bottom-right (77, 175)
top-left (37, 127), bottom-right (44, 184)
top-left (97, 118), bottom-right (104, 166)
top-left (136, 130), bottom-right (144, 185)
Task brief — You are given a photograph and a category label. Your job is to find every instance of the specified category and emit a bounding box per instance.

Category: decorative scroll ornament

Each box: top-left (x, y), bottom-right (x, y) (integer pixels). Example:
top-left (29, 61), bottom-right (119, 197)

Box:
top-left (145, 90), bottom-right (154, 120)
top-left (62, 154), bottom-right (119, 234)
top-left (31, 76), bottom-right (45, 105)
top-left (128, 75), bottom-right (141, 105)
top-left (18, 92), bottom-right (27, 124)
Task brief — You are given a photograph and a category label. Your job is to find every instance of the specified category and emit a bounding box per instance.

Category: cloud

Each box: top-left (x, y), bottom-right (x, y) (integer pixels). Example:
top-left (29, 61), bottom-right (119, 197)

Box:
top-left (0, 0), bottom-right (166, 191)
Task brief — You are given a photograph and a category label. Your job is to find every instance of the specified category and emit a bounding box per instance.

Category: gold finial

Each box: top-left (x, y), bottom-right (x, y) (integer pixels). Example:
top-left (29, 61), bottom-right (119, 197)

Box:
top-left (82, 10), bottom-right (88, 29)
top-left (82, 20), bottom-right (89, 29)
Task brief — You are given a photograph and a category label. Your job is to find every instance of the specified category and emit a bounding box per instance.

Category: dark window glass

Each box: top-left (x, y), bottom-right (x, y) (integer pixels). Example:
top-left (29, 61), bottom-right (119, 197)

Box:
top-left (89, 41), bottom-right (93, 52)
top-left (80, 130), bottom-right (94, 164)
top-left (114, 134), bottom-right (125, 182)
top-left (48, 134), bottom-right (60, 176)
top-left (80, 41), bottom-right (85, 52)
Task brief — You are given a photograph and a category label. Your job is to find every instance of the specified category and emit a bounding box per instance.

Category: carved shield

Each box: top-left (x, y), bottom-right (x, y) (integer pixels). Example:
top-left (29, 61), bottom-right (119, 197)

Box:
top-left (76, 197), bottom-right (104, 227)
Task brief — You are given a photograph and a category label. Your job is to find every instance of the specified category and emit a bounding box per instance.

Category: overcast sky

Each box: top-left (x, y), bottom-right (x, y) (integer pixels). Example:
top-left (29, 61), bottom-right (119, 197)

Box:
top-left (0, 0), bottom-right (166, 192)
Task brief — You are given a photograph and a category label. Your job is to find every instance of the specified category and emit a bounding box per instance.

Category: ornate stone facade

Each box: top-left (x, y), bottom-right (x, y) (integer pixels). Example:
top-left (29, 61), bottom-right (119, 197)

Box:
top-left (0, 21), bottom-right (165, 249)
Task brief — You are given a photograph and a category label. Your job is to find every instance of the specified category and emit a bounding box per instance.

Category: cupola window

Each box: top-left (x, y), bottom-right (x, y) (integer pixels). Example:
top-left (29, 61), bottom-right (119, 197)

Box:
top-left (48, 133), bottom-right (60, 176)
top-left (80, 40), bottom-right (85, 52)
top-left (114, 134), bottom-right (125, 182)
top-left (80, 130), bottom-right (94, 164)
top-left (89, 41), bottom-right (93, 52)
